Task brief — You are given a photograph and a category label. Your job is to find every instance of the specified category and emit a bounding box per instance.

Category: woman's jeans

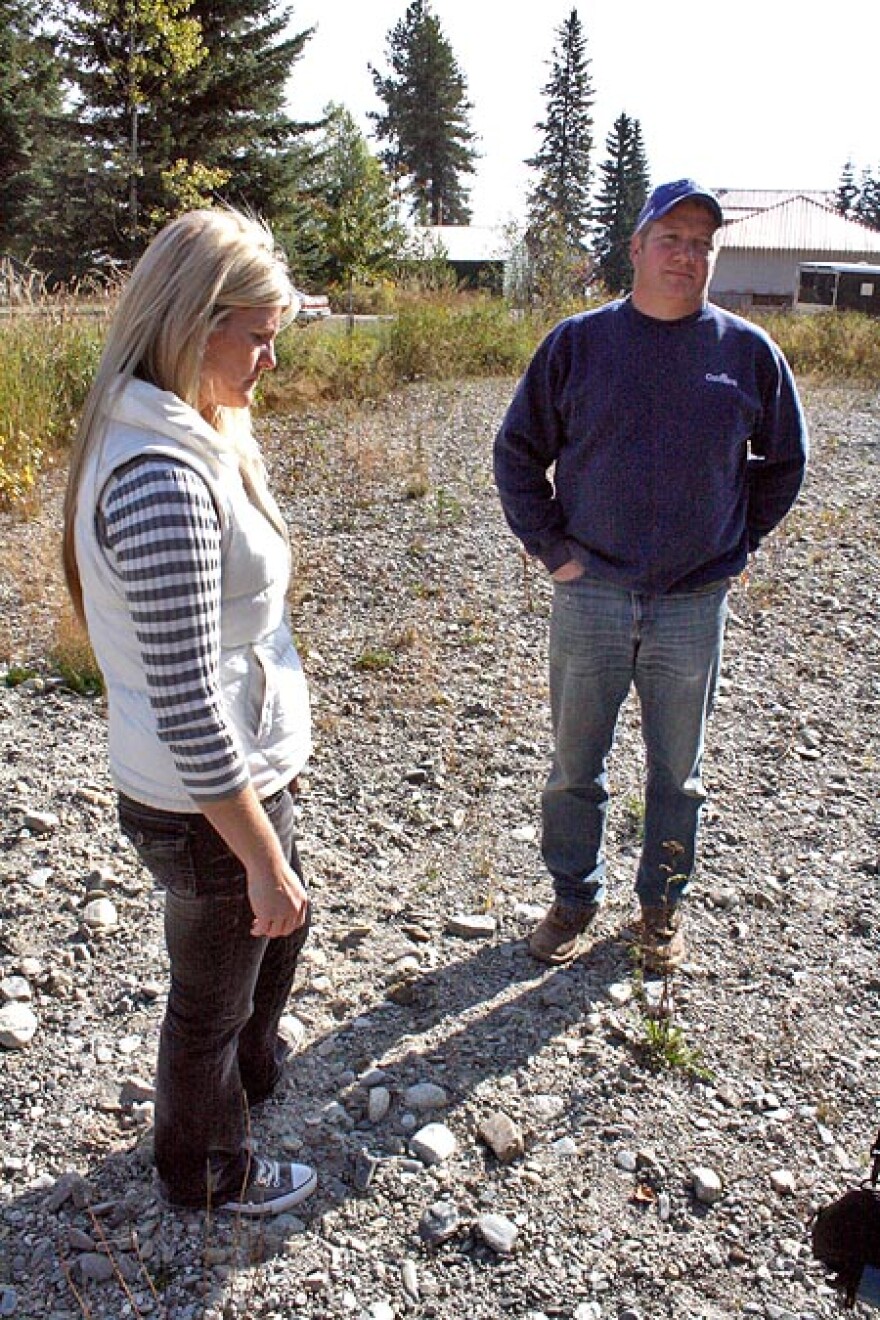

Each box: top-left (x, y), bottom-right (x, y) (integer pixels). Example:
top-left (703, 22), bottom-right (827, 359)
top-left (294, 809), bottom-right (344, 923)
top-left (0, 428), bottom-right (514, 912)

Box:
top-left (117, 787), bottom-right (309, 1208)
top-left (542, 575), bottom-right (729, 912)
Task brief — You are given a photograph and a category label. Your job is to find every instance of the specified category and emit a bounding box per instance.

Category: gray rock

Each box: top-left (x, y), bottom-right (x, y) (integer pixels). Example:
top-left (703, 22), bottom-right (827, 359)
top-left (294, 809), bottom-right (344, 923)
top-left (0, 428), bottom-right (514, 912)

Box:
top-left (23, 810), bottom-right (59, 835)
top-left (82, 897), bottom-right (118, 930)
top-left (478, 1111), bottom-right (524, 1163)
top-left (691, 1166), bottom-right (724, 1204)
top-left (367, 1085), bottom-right (392, 1123)
top-left (0, 977), bottom-right (31, 1003)
top-left (0, 1002), bottom-right (38, 1049)
top-left (475, 1212), bottom-right (518, 1254)
top-left (404, 1081), bottom-right (448, 1110)
top-left (400, 1257), bottom-right (420, 1301)
top-left (445, 913), bottom-right (497, 939)
top-left (769, 1168), bottom-right (796, 1195)
top-left (418, 1201), bottom-right (460, 1246)
top-left (77, 1252), bottom-right (115, 1283)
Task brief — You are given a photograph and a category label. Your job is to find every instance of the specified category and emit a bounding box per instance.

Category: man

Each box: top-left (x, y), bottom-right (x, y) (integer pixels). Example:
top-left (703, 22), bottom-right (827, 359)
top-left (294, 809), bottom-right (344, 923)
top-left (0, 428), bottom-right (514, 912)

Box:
top-left (493, 178), bottom-right (807, 971)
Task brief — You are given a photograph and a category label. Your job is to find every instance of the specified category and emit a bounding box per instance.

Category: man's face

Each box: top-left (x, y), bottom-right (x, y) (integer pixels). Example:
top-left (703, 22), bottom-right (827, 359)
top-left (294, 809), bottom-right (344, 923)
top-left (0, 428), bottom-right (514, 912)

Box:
top-left (629, 200), bottom-right (719, 319)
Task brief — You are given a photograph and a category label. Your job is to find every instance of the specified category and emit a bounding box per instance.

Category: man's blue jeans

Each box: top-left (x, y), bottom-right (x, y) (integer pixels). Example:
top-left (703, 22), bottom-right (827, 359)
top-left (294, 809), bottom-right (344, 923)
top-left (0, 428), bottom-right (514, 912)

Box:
top-left (542, 574), bottom-right (729, 912)
top-left (118, 787), bottom-right (309, 1208)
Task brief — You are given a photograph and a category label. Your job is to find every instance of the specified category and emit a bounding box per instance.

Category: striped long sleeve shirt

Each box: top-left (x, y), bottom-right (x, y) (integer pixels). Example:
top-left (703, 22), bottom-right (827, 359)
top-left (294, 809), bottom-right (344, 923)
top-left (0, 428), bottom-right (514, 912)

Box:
top-left (99, 457), bottom-right (249, 802)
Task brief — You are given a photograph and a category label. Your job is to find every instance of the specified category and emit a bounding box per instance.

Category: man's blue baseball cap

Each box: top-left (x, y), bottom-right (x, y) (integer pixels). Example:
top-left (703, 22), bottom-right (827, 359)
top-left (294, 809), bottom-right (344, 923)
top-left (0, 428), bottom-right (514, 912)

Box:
top-left (634, 179), bottom-right (724, 234)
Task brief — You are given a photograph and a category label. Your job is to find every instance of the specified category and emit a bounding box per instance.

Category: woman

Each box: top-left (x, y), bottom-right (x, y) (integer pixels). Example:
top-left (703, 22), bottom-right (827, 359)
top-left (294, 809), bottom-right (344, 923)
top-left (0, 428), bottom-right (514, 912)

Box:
top-left (62, 208), bottom-right (317, 1216)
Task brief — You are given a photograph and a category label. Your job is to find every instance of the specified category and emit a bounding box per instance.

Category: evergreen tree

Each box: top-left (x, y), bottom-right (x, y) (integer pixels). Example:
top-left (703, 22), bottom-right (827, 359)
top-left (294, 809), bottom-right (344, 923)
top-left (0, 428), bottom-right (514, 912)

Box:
top-left (55, 0), bottom-right (315, 268)
top-left (854, 168), bottom-right (880, 231)
top-left (156, 0), bottom-right (317, 223)
top-left (370, 0), bottom-right (477, 225)
top-left (592, 111), bottom-right (650, 294)
top-left (526, 8), bottom-right (594, 248)
top-left (0, 2), bottom-right (64, 258)
top-left (835, 159), bottom-right (859, 217)
top-left (58, 0), bottom-right (207, 259)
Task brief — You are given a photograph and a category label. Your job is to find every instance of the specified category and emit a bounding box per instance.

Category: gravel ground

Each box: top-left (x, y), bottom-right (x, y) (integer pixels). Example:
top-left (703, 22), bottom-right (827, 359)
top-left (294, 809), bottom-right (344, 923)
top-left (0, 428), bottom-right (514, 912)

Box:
top-left (1, 377), bottom-right (879, 1320)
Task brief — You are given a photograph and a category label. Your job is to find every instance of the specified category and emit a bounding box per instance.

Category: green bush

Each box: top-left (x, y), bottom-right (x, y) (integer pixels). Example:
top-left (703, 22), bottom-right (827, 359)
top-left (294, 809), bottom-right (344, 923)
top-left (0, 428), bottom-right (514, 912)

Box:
top-left (384, 297), bottom-right (537, 381)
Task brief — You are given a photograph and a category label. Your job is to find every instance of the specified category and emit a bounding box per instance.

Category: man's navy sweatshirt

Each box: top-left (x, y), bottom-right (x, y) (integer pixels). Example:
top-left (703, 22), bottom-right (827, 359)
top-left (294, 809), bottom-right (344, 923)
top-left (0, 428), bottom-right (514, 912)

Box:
top-left (493, 297), bottom-right (808, 594)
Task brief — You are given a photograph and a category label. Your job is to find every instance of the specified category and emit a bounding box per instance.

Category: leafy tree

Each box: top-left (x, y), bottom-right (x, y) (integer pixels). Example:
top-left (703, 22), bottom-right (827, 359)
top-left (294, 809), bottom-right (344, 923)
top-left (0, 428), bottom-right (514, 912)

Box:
top-left (526, 7), bottom-right (594, 248)
top-left (0, 2), bottom-right (64, 258)
top-left (370, 0), bottom-right (477, 225)
top-left (592, 111), bottom-right (650, 294)
top-left (57, 0), bottom-right (206, 259)
top-left (835, 159), bottom-right (859, 217)
top-left (308, 104), bottom-right (405, 312)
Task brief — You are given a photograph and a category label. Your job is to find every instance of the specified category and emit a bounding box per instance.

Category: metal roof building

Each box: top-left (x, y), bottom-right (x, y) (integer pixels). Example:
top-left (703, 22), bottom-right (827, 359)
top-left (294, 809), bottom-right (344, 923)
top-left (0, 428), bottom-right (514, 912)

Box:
top-left (406, 225), bottom-right (523, 292)
top-left (710, 194), bottom-right (880, 309)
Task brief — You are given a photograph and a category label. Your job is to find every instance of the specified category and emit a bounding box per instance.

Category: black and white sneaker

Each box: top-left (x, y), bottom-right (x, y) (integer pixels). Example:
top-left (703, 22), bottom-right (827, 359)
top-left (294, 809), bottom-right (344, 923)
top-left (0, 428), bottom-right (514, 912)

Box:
top-left (220, 1156), bottom-right (317, 1217)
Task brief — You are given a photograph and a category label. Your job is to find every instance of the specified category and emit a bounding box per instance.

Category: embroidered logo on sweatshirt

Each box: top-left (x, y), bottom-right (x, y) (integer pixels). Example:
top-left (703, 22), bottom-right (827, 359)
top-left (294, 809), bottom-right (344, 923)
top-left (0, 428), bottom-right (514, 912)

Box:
top-left (705, 371), bottom-right (739, 388)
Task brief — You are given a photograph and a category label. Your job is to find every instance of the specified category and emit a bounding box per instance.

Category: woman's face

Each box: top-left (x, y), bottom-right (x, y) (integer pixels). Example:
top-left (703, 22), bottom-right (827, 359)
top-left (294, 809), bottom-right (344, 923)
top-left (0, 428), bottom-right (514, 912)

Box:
top-left (199, 305), bottom-right (285, 411)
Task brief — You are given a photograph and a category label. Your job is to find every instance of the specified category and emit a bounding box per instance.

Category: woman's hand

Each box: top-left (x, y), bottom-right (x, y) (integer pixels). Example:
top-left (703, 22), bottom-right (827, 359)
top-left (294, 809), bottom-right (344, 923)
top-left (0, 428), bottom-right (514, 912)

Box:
top-left (247, 859), bottom-right (309, 938)
top-left (199, 785), bottom-right (309, 939)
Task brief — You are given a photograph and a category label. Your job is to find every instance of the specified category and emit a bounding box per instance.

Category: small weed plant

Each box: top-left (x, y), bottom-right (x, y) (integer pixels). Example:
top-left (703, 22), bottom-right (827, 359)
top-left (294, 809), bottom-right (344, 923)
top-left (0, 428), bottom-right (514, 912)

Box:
top-left (354, 646), bottom-right (396, 672)
top-left (632, 846), bottom-right (713, 1082)
top-left (50, 610), bottom-right (104, 695)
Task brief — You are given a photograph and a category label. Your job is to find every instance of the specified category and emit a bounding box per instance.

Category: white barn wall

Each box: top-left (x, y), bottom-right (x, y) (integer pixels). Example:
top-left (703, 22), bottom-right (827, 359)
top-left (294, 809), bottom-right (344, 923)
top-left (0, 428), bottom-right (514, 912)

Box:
top-left (711, 250), bottom-right (796, 305)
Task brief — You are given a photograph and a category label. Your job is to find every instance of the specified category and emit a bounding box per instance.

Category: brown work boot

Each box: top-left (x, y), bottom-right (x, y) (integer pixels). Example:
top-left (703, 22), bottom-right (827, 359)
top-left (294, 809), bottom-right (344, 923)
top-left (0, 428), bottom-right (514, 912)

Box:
top-left (635, 904), bottom-right (686, 973)
top-left (529, 901), bottom-right (598, 965)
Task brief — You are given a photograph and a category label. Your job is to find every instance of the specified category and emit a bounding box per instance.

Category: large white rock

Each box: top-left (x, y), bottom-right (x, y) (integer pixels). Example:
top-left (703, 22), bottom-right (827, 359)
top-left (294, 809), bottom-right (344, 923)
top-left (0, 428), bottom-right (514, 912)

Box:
top-left (410, 1122), bottom-right (457, 1165)
top-left (0, 1001), bottom-right (38, 1049)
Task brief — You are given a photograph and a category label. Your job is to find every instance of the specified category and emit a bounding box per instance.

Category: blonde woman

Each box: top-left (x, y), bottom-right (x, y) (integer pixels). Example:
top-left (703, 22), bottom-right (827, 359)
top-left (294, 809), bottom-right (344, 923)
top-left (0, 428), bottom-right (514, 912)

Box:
top-left (63, 209), bottom-right (317, 1215)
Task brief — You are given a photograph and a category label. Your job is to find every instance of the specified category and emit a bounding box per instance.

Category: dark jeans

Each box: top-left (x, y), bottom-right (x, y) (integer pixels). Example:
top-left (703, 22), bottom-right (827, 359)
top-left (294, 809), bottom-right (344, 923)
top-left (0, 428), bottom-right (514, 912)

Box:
top-left (117, 787), bottom-right (309, 1208)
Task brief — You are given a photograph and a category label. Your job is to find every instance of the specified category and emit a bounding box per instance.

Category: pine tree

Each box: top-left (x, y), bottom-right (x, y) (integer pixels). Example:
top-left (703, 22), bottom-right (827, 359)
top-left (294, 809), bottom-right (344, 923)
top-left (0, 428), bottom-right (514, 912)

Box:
top-left (370, 0), bottom-right (477, 225)
top-left (156, 0), bottom-right (317, 223)
top-left (58, 0), bottom-right (207, 259)
top-left (592, 112), bottom-right (650, 294)
top-left (55, 0), bottom-right (315, 267)
top-left (526, 8), bottom-right (594, 249)
top-left (0, 2), bottom-right (64, 258)
top-left (854, 168), bottom-right (880, 231)
top-left (835, 159), bottom-right (859, 217)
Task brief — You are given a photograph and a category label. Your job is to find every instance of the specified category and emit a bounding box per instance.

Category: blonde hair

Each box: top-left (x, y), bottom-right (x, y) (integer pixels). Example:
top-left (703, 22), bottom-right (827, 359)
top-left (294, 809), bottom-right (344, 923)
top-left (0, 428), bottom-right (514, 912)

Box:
top-left (62, 207), bottom-right (296, 621)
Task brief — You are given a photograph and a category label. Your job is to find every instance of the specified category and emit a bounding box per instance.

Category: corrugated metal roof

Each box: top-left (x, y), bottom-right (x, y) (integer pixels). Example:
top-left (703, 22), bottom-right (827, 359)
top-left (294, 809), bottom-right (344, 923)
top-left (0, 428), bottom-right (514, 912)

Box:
top-left (718, 196), bottom-right (880, 254)
top-left (715, 187), bottom-right (834, 217)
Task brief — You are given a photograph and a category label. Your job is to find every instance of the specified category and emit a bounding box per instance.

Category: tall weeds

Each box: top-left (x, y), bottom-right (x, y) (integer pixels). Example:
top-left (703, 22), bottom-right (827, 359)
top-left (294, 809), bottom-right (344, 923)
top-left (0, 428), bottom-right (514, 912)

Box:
top-left (0, 310), bottom-right (105, 509)
top-left (2, 294), bottom-right (879, 516)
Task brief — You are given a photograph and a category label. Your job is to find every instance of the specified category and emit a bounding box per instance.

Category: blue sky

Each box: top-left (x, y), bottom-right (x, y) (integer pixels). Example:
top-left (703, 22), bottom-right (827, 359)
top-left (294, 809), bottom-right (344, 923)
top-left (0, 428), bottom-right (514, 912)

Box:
top-left (285, 0), bottom-right (879, 228)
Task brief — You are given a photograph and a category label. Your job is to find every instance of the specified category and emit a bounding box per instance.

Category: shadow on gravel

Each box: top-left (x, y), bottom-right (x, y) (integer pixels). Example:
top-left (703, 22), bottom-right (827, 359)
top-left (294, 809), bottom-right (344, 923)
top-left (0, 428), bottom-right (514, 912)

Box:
top-left (8, 927), bottom-right (650, 1317)
top-left (271, 922), bottom-right (643, 1185)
